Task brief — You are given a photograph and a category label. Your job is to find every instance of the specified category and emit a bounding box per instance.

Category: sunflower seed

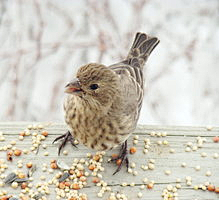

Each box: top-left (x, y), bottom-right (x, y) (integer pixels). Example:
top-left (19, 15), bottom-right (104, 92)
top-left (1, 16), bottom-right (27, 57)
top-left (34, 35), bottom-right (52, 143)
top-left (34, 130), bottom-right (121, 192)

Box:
top-left (14, 178), bottom-right (29, 183)
top-left (57, 160), bottom-right (70, 170)
top-left (9, 197), bottom-right (19, 200)
top-left (28, 164), bottom-right (37, 177)
top-left (4, 172), bottom-right (17, 184)
top-left (59, 172), bottom-right (70, 182)
top-left (33, 193), bottom-right (43, 200)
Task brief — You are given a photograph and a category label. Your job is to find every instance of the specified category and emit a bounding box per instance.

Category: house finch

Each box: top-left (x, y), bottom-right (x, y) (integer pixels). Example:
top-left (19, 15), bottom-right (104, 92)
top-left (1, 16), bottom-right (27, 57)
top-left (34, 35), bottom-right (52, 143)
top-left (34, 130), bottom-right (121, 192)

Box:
top-left (53, 32), bottom-right (159, 174)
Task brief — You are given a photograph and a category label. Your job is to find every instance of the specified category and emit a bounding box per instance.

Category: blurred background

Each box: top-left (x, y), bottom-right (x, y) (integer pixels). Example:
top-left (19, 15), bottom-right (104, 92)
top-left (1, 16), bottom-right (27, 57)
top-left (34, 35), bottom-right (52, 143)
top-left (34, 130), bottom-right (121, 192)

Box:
top-left (0, 0), bottom-right (219, 126)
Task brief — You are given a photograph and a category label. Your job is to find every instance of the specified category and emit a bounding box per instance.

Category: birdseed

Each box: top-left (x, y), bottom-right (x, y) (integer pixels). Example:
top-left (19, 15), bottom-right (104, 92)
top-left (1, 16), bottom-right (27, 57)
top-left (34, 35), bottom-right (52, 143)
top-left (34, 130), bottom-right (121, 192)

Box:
top-left (206, 170), bottom-right (212, 176)
top-left (0, 123), bottom-right (218, 199)
top-left (213, 153), bottom-right (219, 159)
top-left (165, 170), bottom-right (171, 175)
top-left (201, 152), bottom-right (207, 157)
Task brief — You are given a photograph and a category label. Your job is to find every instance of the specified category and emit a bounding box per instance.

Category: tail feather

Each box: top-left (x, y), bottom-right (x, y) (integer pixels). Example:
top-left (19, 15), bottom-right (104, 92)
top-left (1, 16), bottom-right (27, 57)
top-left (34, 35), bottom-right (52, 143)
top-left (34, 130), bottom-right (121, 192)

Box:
top-left (131, 33), bottom-right (147, 49)
top-left (127, 32), bottom-right (160, 68)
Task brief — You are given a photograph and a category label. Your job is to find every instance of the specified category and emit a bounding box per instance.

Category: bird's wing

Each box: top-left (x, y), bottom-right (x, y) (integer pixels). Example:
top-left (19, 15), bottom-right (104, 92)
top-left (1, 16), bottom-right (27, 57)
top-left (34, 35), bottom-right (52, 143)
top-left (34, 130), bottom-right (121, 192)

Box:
top-left (109, 63), bottom-right (143, 121)
top-left (108, 33), bottom-right (159, 120)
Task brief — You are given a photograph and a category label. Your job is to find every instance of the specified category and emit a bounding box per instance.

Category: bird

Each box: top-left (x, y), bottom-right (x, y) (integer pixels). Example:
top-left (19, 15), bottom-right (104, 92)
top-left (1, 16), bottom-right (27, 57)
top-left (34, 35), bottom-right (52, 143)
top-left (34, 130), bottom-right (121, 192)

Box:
top-left (53, 32), bottom-right (159, 174)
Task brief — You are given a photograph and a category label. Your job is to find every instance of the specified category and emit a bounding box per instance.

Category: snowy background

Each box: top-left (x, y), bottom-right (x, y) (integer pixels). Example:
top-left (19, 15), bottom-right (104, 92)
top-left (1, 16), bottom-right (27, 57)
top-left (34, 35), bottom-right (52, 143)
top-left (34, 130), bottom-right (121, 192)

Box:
top-left (0, 0), bottom-right (219, 126)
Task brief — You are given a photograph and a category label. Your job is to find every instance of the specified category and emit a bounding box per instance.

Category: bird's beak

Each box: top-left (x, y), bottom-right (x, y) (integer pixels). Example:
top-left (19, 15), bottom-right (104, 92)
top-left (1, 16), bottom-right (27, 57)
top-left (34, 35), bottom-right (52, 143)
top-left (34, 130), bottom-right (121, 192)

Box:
top-left (64, 78), bottom-right (82, 94)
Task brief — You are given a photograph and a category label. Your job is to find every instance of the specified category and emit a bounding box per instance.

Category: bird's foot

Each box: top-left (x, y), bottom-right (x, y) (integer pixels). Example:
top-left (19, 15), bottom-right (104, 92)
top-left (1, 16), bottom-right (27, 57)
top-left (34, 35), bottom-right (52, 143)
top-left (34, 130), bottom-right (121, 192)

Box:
top-left (52, 131), bottom-right (77, 155)
top-left (109, 140), bottom-right (129, 175)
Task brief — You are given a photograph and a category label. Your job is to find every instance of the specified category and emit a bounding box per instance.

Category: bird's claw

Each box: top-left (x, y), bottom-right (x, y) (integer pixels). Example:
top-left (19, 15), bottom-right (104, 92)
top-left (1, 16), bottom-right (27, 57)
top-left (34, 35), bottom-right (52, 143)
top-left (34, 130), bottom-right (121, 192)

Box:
top-left (52, 134), bottom-right (67, 144)
top-left (52, 131), bottom-right (77, 155)
top-left (109, 140), bottom-right (129, 175)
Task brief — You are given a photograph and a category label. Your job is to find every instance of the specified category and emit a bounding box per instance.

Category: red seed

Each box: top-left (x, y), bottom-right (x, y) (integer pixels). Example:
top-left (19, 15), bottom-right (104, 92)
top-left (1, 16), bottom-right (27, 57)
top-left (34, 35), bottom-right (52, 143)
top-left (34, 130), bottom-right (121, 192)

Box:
top-left (93, 155), bottom-right (100, 161)
top-left (21, 182), bottom-right (28, 189)
top-left (58, 182), bottom-right (65, 189)
top-left (213, 136), bottom-right (219, 143)
top-left (19, 131), bottom-right (25, 136)
top-left (147, 183), bottom-right (154, 189)
top-left (7, 151), bottom-right (13, 161)
top-left (92, 177), bottom-right (100, 183)
top-left (215, 187), bottom-right (219, 193)
top-left (88, 164), bottom-right (95, 171)
top-left (50, 163), bottom-right (58, 169)
top-left (116, 159), bottom-right (122, 166)
top-left (65, 181), bottom-right (71, 187)
top-left (26, 162), bottom-right (33, 168)
top-left (41, 131), bottom-right (48, 137)
top-left (130, 147), bottom-right (137, 154)
top-left (14, 149), bottom-right (22, 156)
top-left (1, 196), bottom-right (12, 200)
top-left (76, 171), bottom-right (84, 178)
top-left (207, 184), bottom-right (215, 191)
top-left (80, 176), bottom-right (86, 182)
top-left (71, 183), bottom-right (80, 190)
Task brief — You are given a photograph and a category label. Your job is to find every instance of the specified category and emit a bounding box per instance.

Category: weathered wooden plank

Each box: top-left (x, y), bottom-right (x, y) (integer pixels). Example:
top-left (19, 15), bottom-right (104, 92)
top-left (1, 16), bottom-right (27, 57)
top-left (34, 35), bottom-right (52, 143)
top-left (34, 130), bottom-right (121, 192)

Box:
top-left (0, 123), bottom-right (219, 200)
top-left (1, 124), bottom-right (219, 138)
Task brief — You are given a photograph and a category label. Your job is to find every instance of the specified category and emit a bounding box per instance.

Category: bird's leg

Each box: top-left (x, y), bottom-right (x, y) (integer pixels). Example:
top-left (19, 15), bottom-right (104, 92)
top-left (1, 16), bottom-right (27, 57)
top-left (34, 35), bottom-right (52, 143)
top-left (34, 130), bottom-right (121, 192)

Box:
top-left (109, 140), bottom-right (129, 175)
top-left (52, 131), bottom-right (77, 155)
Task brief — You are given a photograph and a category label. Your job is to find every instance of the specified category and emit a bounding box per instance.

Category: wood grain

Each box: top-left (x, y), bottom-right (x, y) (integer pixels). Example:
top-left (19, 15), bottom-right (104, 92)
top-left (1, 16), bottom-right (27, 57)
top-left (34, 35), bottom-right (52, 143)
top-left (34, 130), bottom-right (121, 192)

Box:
top-left (0, 122), bottom-right (219, 200)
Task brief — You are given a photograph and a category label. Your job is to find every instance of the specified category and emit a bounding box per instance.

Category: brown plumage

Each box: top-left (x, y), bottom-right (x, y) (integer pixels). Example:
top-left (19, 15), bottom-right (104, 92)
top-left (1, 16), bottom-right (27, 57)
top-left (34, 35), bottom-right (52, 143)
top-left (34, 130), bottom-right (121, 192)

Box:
top-left (62, 32), bottom-right (159, 152)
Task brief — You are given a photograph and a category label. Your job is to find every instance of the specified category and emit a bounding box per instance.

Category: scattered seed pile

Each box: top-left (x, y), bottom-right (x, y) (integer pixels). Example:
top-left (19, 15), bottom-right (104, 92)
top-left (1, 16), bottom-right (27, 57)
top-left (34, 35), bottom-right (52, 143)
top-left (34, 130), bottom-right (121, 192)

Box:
top-left (0, 124), bottom-right (218, 200)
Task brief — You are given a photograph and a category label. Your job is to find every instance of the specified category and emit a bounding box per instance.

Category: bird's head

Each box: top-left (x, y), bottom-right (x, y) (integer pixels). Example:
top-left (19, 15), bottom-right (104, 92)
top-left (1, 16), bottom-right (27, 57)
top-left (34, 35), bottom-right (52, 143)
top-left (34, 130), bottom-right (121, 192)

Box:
top-left (65, 63), bottom-right (120, 108)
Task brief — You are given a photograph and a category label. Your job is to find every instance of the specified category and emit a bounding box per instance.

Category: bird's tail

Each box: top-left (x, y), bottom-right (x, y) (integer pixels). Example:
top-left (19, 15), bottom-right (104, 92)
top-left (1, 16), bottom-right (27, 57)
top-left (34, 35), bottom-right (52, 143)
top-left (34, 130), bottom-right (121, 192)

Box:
top-left (126, 32), bottom-right (160, 68)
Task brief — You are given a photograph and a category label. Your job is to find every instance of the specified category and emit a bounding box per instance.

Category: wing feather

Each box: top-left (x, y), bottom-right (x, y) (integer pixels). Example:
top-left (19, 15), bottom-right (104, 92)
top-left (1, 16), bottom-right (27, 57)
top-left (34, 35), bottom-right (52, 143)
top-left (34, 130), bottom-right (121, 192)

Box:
top-left (109, 63), bottom-right (143, 121)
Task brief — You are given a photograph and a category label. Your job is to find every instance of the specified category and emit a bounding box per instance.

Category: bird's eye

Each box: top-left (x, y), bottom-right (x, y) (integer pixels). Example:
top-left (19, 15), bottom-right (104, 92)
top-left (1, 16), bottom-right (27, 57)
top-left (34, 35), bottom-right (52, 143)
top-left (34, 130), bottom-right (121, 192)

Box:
top-left (89, 84), bottom-right (99, 90)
